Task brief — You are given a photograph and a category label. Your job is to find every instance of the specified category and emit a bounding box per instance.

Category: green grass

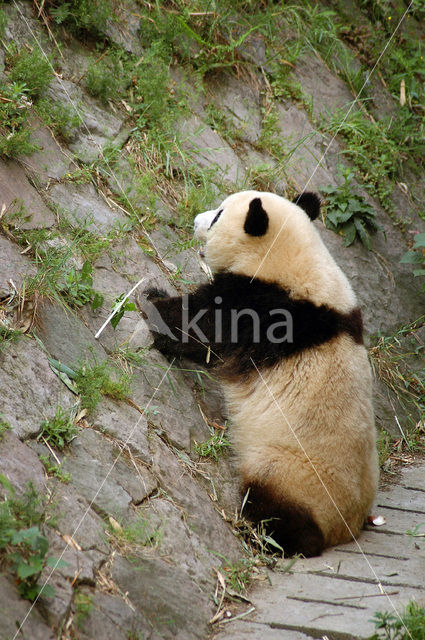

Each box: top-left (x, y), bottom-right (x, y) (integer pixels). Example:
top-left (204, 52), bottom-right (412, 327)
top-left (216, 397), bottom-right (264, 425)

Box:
top-left (370, 600), bottom-right (425, 640)
top-left (74, 362), bottom-right (132, 413)
top-left (37, 407), bottom-right (79, 450)
top-left (194, 427), bottom-right (231, 462)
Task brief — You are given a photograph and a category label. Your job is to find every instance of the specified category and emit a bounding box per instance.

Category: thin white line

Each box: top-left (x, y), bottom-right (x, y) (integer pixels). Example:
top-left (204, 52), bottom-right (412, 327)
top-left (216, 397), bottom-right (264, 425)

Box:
top-left (10, 0), bottom-right (167, 267)
top-left (250, 358), bottom-right (414, 640)
top-left (12, 357), bottom-right (176, 640)
top-left (94, 277), bottom-right (145, 339)
top-left (250, 1), bottom-right (414, 282)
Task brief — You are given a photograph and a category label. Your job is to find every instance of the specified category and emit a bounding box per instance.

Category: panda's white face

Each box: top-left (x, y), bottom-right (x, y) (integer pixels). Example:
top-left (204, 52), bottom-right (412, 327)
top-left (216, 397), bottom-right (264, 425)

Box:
top-left (194, 190), bottom-right (357, 313)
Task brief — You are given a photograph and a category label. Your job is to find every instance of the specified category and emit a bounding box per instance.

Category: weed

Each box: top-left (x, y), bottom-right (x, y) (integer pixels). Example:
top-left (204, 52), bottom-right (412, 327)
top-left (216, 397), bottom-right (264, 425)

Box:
top-left (108, 512), bottom-right (162, 549)
top-left (0, 8), bottom-right (7, 38)
top-left (370, 318), bottom-right (425, 432)
top-left (0, 81), bottom-right (38, 157)
top-left (370, 600), bottom-right (425, 640)
top-left (257, 104), bottom-right (287, 160)
top-left (85, 50), bottom-right (128, 104)
top-left (401, 233), bottom-right (425, 293)
top-left (377, 428), bottom-right (393, 467)
top-left (0, 477), bottom-right (61, 601)
top-left (195, 427), bottom-right (231, 462)
top-left (74, 361), bottom-right (131, 413)
top-left (0, 417), bottom-right (10, 440)
top-left (39, 455), bottom-right (71, 483)
top-left (321, 167), bottom-right (381, 248)
top-left (7, 47), bottom-right (53, 99)
top-left (74, 589), bottom-right (94, 627)
top-left (37, 407), bottom-right (79, 450)
top-left (47, 0), bottom-right (113, 36)
top-left (109, 294), bottom-right (138, 330)
top-left (212, 551), bottom-right (255, 594)
top-left (35, 98), bottom-right (81, 143)
top-left (0, 323), bottom-right (22, 352)
top-left (58, 260), bottom-right (104, 310)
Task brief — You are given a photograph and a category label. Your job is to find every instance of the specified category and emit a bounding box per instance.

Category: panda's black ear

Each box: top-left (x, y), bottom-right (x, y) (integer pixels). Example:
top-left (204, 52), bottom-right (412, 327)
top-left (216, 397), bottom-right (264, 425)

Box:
top-left (244, 198), bottom-right (269, 236)
top-left (292, 192), bottom-right (321, 220)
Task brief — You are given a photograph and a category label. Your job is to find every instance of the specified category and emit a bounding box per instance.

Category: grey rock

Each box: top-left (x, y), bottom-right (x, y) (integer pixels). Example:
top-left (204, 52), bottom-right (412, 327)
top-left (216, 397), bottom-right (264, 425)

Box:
top-left (46, 78), bottom-right (126, 164)
top-left (208, 73), bottom-right (262, 144)
top-left (178, 114), bottom-right (246, 185)
top-left (151, 436), bottom-right (241, 561)
top-left (35, 299), bottom-right (107, 370)
top-left (294, 53), bottom-right (357, 119)
top-left (20, 113), bottom-right (76, 185)
top-left (105, 0), bottom-right (142, 54)
top-left (48, 182), bottom-right (128, 233)
top-left (0, 336), bottom-right (75, 439)
top-left (75, 589), bottom-right (155, 640)
top-left (38, 574), bottom-right (73, 629)
top-left (130, 349), bottom-right (209, 450)
top-left (112, 554), bottom-right (214, 640)
top-left (91, 397), bottom-right (151, 465)
top-left (52, 482), bottom-right (109, 553)
top-left (0, 575), bottom-right (55, 640)
top-left (0, 158), bottom-right (56, 229)
top-left (46, 530), bottom-right (97, 585)
top-left (275, 102), bottom-right (335, 192)
top-left (0, 430), bottom-right (45, 493)
top-left (61, 428), bottom-right (157, 517)
top-left (0, 235), bottom-right (36, 297)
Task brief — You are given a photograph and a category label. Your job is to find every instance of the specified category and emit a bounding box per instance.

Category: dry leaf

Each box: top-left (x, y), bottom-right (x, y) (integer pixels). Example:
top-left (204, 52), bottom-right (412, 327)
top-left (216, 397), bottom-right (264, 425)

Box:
top-left (109, 516), bottom-right (123, 533)
top-left (400, 79), bottom-right (406, 106)
top-left (62, 534), bottom-right (82, 551)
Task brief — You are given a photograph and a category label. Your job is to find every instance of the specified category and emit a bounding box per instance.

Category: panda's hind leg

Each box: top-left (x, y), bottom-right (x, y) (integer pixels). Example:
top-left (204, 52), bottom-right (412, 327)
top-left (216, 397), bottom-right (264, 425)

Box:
top-left (242, 479), bottom-right (325, 558)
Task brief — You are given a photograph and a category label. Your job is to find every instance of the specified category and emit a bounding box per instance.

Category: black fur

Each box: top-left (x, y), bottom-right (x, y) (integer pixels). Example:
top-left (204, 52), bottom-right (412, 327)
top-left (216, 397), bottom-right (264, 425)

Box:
top-left (293, 192), bottom-right (321, 220)
top-left (242, 479), bottom-right (325, 557)
top-left (148, 273), bottom-right (363, 372)
top-left (244, 198), bottom-right (269, 236)
top-left (209, 209), bottom-right (223, 229)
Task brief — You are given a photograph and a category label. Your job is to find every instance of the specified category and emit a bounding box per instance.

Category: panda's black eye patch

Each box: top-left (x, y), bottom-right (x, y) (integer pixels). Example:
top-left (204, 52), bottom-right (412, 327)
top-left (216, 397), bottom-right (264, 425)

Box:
top-left (209, 209), bottom-right (223, 230)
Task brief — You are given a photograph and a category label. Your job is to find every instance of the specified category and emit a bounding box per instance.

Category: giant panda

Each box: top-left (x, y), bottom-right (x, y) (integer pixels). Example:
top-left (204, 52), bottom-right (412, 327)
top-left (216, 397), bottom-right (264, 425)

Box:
top-left (146, 190), bottom-right (379, 557)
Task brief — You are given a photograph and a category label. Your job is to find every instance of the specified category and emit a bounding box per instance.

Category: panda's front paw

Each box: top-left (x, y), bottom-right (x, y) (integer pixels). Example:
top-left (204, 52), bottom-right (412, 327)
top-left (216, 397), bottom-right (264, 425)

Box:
top-left (145, 287), bottom-right (170, 301)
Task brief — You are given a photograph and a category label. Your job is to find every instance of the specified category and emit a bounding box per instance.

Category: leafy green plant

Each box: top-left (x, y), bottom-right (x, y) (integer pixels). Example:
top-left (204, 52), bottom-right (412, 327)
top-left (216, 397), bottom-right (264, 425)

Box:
top-left (0, 477), bottom-right (63, 601)
top-left (85, 50), bottom-right (128, 104)
top-left (37, 407), bottom-right (79, 450)
top-left (46, 0), bottom-right (113, 35)
top-left (370, 600), bottom-right (425, 640)
top-left (74, 589), bottom-right (94, 627)
top-left (195, 426), bottom-right (231, 462)
top-left (35, 98), bottom-right (81, 143)
top-left (7, 47), bottom-right (53, 98)
top-left (74, 362), bottom-right (131, 413)
top-left (0, 81), bottom-right (38, 157)
top-left (110, 294), bottom-right (137, 330)
top-left (321, 168), bottom-right (381, 248)
top-left (401, 233), bottom-right (425, 292)
top-left (0, 323), bottom-right (22, 352)
top-left (39, 456), bottom-right (71, 483)
top-left (59, 260), bottom-right (104, 310)
top-left (0, 417), bottom-right (10, 441)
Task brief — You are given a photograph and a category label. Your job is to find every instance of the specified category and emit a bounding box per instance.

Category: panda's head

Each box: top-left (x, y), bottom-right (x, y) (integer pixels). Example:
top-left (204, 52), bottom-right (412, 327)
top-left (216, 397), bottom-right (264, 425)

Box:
top-left (194, 190), bottom-right (356, 312)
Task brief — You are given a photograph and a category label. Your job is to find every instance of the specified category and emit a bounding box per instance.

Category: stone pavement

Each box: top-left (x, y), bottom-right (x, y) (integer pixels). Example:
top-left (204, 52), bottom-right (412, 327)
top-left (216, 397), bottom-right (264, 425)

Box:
top-left (213, 464), bottom-right (425, 640)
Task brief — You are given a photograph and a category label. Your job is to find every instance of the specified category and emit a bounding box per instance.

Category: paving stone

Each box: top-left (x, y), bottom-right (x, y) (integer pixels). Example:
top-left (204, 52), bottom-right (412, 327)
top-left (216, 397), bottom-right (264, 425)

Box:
top-left (0, 430), bottom-right (45, 493)
top-left (91, 397), bottom-right (151, 464)
top-left (76, 590), bottom-right (156, 640)
top-left (178, 114), bottom-right (246, 185)
top-left (376, 484), bottom-right (425, 514)
top-left (0, 575), bottom-right (55, 640)
top-left (112, 554), bottom-right (215, 640)
top-left (0, 234), bottom-right (36, 297)
top-left (0, 157), bottom-right (56, 229)
top-left (48, 182), bottom-right (128, 233)
top-left (213, 620), bottom-right (313, 640)
top-left (35, 299), bottom-right (107, 370)
top-left (20, 113), bottom-right (76, 185)
top-left (61, 428), bottom-right (157, 517)
top-left (0, 336), bottom-right (75, 439)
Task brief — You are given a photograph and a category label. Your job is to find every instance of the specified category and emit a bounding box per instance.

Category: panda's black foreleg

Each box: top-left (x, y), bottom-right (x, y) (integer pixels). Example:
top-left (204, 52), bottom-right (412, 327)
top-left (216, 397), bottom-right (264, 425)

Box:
top-left (143, 286), bottom-right (221, 365)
